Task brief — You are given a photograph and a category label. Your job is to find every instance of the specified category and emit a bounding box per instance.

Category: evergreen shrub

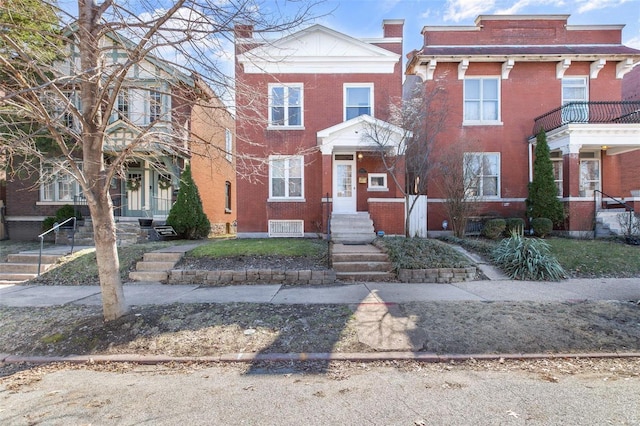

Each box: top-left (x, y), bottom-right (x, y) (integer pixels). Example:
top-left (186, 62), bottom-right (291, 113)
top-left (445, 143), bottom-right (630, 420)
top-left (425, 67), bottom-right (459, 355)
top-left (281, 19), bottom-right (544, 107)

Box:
top-left (166, 164), bottom-right (211, 239)
top-left (505, 217), bottom-right (526, 236)
top-left (482, 218), bottom-right (505, 239)
top-left (531, 217), bottom-right (553, 238)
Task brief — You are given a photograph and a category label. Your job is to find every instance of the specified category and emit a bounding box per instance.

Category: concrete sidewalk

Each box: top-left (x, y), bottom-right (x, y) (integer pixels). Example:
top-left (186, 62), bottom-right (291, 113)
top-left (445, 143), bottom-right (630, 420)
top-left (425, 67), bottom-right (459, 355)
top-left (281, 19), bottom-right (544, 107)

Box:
top-left (1, 277), bottom-right (639, 307)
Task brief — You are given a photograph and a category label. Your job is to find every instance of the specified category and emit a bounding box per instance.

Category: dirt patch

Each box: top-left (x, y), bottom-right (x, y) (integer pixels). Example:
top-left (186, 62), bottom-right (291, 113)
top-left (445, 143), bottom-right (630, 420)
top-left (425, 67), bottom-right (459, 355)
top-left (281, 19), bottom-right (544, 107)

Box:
top-left (1, 300), bottom-right (639, 358)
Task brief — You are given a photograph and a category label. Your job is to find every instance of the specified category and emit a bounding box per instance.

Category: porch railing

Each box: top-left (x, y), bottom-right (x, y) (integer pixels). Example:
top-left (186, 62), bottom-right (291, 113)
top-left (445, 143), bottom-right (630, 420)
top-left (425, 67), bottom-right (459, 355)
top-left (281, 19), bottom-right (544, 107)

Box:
top-left (532, 101), bottom-right (640, 137)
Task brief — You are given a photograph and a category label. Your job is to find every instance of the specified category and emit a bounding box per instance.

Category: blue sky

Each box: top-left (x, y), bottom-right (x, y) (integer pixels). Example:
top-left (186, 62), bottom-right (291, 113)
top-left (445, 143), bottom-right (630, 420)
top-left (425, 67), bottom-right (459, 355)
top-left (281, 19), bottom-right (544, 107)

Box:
top-left (308, 0), bottom-right (640, 52)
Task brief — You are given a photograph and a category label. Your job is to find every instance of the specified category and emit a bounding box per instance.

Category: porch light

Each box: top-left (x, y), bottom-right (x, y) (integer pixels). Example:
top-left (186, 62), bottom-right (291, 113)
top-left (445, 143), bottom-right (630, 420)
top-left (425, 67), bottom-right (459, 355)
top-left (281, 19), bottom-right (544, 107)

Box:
top-left (357, 152), bottom-right (364, 160)
top-left (442, 220), bottom-right (448, 230)
top-left (601, 145), bottom-right (608, 150)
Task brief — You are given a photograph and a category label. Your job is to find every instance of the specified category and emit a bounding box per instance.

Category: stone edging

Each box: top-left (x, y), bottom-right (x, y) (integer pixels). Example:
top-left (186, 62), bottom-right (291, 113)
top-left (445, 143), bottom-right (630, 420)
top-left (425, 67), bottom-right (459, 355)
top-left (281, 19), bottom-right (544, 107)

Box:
top-left (168, 269), bottom-right (336, 285)
top-left (397, 267), bottom-right (477, 283)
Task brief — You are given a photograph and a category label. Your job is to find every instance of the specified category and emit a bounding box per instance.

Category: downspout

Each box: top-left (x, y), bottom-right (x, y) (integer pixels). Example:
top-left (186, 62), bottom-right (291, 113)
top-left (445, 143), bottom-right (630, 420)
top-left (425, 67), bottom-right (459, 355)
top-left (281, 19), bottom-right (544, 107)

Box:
top-left (528, 141), bottom-right (533, 183)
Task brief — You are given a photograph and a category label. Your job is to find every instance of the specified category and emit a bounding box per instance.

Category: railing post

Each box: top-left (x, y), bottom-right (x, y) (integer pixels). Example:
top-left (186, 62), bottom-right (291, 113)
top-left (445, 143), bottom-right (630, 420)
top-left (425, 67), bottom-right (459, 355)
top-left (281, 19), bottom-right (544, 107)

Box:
top-left (326, 192), bottom-right (331, 269)
top-left (37, 236), bottom-right (43, 277)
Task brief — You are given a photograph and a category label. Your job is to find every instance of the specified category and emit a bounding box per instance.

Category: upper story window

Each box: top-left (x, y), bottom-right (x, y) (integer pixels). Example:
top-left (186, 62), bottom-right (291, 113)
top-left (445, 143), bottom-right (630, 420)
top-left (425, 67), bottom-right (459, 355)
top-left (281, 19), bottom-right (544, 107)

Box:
top-left (268, 84), bottom-right (302, 128)
top-left (463, 78), bottom-right (500, 124)
top-left (344, 83), bottom-right (373, 120)
top-left (562, 77), bottom-right (589, 123)
top-left (464, 152), bottom-right (499, 198)
top-left (225, 128), bottom-right (232, 162)
top-left (116, 89), bottom-right (130, 121)
top-left (41, 162), bottom-right (82, 202)
top-left (149, 89), bottom-right (162, 123)
top-left (269, 155), bottom-right (304, 200)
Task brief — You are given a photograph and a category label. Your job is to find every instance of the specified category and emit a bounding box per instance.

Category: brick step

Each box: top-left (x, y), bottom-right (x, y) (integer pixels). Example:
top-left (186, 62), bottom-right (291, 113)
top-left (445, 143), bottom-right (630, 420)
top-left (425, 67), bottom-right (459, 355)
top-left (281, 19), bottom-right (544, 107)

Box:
top-left (0, 272), bottom-right (38, 282)
top-left (336, 271), bottom-right (396, 282)
top-left (143, 252), bottom-right (183, 262)
top-left (332, 253), bottom-right (389, 263)
top-left (7, 254), bottom-right (60, 264)
top-left (0, 263), bottom-right (51, 274)
top-left (332, 261), bottom-right (392, 273)
top-left (128, 271), bottom-right (169, 282)
top-left (135, 261), bottom-right (177, 271)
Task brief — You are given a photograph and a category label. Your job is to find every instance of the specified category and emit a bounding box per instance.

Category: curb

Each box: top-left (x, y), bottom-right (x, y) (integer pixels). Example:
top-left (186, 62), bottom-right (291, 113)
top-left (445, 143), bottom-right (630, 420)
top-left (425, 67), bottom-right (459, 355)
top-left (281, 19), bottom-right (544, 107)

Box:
top-left (2, 351), bottom-right (640, 365)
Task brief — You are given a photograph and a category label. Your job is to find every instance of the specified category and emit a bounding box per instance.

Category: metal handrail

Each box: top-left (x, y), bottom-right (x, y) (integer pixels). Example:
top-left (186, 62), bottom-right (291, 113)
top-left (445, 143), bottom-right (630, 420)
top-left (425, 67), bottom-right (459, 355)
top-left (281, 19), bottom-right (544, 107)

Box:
top-left (325, 192), bottom-right (331, 268)
top-left (593, 189), bottom-right (634, 239)
top-left (37, 217), bottom-right (76, 277)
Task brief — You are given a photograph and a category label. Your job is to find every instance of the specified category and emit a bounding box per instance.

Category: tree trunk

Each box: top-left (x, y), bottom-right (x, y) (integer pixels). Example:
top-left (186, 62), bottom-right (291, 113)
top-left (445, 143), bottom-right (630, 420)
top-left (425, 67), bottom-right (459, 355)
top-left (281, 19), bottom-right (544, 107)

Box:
top-left (90, 192), bottom-right (129, 321)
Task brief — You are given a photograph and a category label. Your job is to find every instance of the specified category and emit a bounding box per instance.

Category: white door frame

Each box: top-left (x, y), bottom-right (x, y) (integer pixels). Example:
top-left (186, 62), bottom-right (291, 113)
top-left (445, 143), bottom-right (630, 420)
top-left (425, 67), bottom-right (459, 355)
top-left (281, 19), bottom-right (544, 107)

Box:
top-left (332, 153), bottom-right (357, 213)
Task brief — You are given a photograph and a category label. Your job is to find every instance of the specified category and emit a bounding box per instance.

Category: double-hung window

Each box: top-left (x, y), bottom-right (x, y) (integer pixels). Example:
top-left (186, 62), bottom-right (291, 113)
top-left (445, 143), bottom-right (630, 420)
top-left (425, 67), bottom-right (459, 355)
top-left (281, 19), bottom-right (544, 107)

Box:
top-left (149, 89), bottom-right (162, 123)
top-left (269, 156), bottom-right (304, 200)
top-left (464, 153), bottom-right (500, 198)
top-left (225, 129), bottom-right (232, 162)
top-left (116, 89), bottom-right (130, 121)
top-left (464, 78), bottom-right (500, 123)
top-left (40, 163), bottom-right (82, 202)
top-left (344, 84), bottom-right (373, 120)
top-left (562, 77), bottom-right (588, 123)
top-left (269, 84), bottom-right (302, 127)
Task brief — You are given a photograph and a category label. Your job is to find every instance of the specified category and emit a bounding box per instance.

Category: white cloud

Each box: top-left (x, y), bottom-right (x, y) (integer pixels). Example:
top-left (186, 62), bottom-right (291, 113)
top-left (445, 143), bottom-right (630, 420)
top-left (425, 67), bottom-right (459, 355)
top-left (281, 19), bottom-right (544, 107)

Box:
top-left (626, 35), bottom-right (640, 49)
top-left (495, 0), bottom-right (563, 15)
top-left (575, 0), bottom-right (633, 13)
top-left (444, 0), bottom-right (496, 22)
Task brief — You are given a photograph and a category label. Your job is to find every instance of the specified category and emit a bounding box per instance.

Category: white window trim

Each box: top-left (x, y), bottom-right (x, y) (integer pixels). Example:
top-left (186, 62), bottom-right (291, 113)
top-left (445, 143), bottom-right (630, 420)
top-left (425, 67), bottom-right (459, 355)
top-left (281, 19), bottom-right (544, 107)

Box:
top-left (552, 158), bottom-right (563, 197)
top-left (267, 83), bottom-right (304, 129)
top-left (464, 152), bottom-right (500, 199)
top-left (463, 76), bottom-right (502, 126)
top-left (225, 128), bottom-right (233, 162)
top-left (268, 155), bottom-right (305, 201)
top-left (367, 173), bottom-right (388, 191)
top-left (344, 83), bottom-right (374, 121)
top-left (40, 162), bottom-right (82, 203)
top-left (562, 76), bottom-right (589, 104)
top-left (148, 88), bottom-right (163, 124)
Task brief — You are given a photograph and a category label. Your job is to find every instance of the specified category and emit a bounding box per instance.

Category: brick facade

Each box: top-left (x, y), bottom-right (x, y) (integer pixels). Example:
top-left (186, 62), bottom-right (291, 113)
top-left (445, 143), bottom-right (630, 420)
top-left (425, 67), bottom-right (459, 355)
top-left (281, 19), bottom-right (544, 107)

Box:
top-left (407, 15), bottom-right (640, 235)
top-left (235, 21), bottom-right (406, 237)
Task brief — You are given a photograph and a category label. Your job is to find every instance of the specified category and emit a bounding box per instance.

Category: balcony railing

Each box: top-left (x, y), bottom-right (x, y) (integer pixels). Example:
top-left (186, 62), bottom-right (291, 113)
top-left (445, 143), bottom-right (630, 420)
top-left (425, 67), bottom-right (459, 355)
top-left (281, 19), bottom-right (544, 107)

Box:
top-left (532, 101), bottom-right (640, 137)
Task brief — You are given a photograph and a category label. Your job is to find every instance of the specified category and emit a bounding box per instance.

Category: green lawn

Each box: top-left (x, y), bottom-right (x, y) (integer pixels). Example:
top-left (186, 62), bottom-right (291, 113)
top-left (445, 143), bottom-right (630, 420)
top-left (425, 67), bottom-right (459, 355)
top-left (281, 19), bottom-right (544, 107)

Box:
top-left (546, 238), bottom-right (640, 278)
top-left (188, 238), bottom-right (327, 258)
top-left (442, 235), bottom-right (640, 278)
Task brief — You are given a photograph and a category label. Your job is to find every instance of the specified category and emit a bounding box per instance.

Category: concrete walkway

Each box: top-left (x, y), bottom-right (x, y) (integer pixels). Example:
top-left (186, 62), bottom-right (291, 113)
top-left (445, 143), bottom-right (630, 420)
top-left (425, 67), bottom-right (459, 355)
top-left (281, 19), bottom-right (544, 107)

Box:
top-left (1, 277), bottom-right (639, 308)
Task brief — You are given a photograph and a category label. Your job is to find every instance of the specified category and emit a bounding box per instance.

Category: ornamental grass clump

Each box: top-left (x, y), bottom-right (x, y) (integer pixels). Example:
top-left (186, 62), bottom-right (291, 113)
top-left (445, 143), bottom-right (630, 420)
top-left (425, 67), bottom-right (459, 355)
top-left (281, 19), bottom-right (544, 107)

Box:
top-left (492, 231), bottom-right (565, 281)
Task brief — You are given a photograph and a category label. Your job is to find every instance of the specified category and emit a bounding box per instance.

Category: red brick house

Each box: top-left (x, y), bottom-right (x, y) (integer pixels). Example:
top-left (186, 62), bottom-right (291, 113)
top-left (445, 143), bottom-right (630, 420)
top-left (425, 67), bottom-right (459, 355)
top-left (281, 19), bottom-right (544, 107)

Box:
top-left (234, 20), bottom-right (409, 241)
top-left (406, 15), bottom-right (640, 237)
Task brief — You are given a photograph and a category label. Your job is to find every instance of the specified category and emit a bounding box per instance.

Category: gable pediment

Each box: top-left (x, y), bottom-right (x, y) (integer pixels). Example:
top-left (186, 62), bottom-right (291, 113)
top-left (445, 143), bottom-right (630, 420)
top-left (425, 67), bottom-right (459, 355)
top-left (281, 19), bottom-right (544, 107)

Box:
top-left (238, 24), bottom-right (400, 74)
top-left (317, 115), bottom-right (408, 155)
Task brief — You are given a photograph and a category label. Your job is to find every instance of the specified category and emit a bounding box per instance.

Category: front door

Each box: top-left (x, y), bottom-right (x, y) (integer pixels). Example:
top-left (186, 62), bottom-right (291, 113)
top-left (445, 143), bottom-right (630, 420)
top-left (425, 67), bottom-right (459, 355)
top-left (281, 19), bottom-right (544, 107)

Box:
top-left (333, 154), bottom-right (356, 213)
top-left (125, 170), bottom-right (145, 216)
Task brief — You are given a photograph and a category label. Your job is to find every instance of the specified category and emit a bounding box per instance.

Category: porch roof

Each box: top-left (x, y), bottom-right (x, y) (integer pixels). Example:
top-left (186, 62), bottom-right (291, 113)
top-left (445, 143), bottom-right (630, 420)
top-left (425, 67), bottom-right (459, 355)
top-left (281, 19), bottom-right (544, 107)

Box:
top-left (316, 115), bottom-right (409, 155)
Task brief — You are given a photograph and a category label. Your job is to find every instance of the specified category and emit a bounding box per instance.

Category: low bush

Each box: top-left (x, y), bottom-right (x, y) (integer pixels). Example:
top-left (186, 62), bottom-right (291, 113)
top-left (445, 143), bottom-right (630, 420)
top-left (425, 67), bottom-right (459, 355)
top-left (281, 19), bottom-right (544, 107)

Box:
top-left (505, 217), bottom-right (525, 236)
top-left (379, 237), bottom-right (473, 271)
top-left (492, 231), bottom-right (565, 281)
top-left (482, 218), bottom-right (505, 239)
top-left (531, 217), bottom-right (553, 238)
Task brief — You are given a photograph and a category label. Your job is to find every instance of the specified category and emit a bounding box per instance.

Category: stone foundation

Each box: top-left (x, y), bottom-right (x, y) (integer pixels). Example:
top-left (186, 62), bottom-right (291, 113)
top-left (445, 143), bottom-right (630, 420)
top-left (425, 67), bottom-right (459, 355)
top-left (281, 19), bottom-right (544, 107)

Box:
top-left (397, 267), bottom-right (477, 283)
top-left (168, 269), bottom-right (336, 285)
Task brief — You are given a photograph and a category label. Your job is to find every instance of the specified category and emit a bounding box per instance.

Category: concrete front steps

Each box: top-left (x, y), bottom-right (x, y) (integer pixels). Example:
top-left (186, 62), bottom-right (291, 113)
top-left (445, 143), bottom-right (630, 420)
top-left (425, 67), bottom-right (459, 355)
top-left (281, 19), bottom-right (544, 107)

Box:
top-left (128, 252), bottom-right (183, 282)
top-left (331, 213), bottom-right (376, 245)
top-left (595, 209), bottom-right (631, 237)
top-left (56, 219), bottom-right (150, 247)
top-left (0, 253), bottom-right (61, 285)
top-left (332, 243), bottom-right (395, 282)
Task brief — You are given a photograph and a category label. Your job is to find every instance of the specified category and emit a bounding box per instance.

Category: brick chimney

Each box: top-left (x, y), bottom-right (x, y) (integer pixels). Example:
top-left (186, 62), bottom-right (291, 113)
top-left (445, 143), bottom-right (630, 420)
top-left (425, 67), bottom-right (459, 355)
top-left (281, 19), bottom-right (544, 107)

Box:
top-left (382, 19), bottom-right (404, 38)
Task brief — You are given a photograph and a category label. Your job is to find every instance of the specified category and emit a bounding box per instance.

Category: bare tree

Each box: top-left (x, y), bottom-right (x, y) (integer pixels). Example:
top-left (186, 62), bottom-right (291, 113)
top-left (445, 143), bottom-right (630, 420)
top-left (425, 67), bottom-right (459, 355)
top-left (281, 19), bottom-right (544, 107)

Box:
top-left (360, 75), bottom-right (448, 236)
top-left (435, 139), bottom-right (482, 238)
top-left (0, 0), bottom-right (322, 321)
